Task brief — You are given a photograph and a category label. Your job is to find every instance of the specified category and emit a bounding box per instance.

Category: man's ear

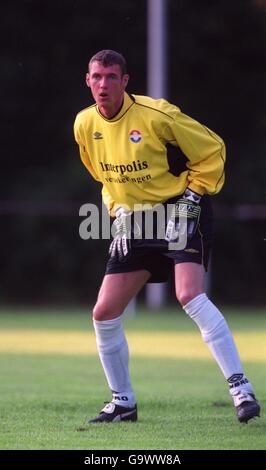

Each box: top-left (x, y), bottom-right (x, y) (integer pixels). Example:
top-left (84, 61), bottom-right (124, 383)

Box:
top-left (86, 73), bottom-right (90, 88)
top-left (122, 74), bottom-right (129, 89)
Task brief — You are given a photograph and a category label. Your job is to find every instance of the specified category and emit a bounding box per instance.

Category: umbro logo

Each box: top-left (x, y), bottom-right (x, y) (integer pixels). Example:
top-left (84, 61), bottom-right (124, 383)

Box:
top-left (227, 373), bottom-right (244, 383)
top-left (93, 131), bottom-right (103, 139)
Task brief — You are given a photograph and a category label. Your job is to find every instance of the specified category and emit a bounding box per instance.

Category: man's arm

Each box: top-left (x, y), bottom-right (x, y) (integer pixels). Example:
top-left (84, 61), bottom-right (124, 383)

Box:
top-left (165, 109), bottom-right (226, 196)
top-left (102, 186), bottom-right (116, 216)
top-left (74, 117), bottom-right (101, 182)
top-left (78, 144), bottom-right (101, 182)
top-left (163, 108), bottom-right (225, 243)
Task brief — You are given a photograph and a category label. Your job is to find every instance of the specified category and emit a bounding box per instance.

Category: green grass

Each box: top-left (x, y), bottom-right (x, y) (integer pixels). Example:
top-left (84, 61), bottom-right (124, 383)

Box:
top-left (1, 304), bottom-right (266, 331)
top-left (0, 306), bottom-right (265, 450)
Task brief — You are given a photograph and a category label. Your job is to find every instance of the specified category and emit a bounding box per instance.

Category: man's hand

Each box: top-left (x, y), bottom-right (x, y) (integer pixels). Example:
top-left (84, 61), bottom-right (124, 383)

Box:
top-left (109, 208), bottom-right (133, 262)
top-left (165, 190), bottom-right (201, 244)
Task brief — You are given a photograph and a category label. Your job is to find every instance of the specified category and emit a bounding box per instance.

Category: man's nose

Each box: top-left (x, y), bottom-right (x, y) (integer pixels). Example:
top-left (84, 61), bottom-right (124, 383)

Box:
top-left (100, 77), bottom-right (108, 87)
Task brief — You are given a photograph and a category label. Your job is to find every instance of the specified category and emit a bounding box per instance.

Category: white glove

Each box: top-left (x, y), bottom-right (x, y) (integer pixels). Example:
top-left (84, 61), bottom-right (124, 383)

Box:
top-left (165, 189), bottom-right (201, 243)
top-left (109, 208), bottom-right (133, 262)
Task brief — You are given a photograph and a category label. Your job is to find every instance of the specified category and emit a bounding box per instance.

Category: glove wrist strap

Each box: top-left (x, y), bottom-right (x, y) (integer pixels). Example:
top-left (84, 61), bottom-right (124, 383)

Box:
top-left (183, 188), bottom-right (201, 204)
top-left (115, 207), bottom-right (132, 218)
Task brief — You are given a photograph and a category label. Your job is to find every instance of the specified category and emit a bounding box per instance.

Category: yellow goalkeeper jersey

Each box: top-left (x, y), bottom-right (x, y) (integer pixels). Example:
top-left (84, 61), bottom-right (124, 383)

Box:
top-left (74, 92), bottom-right (225, 215)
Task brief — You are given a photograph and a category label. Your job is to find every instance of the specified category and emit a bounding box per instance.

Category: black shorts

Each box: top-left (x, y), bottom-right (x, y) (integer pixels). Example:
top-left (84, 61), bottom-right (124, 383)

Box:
top-left (105, 196), bottom-right (213, 283)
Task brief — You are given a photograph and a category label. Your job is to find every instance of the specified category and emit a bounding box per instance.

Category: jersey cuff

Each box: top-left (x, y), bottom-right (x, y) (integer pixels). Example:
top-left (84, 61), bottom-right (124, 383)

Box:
top-left (187, 183), bottom-right (205, 197)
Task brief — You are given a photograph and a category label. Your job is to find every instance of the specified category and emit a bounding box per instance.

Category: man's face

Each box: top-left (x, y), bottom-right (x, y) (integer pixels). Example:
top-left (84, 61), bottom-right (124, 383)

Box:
top-left (86, 62), bottom-right (129, 118)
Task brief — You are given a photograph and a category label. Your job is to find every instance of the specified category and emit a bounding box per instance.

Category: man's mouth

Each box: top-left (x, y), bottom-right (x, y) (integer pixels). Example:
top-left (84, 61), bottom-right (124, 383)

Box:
top-left (99, 93), bottom-right (108, 98)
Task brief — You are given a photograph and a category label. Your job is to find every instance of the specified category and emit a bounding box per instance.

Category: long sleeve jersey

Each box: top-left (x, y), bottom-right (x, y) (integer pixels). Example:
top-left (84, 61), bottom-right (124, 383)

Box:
top-left (74, 92), bottom-right (225, 215)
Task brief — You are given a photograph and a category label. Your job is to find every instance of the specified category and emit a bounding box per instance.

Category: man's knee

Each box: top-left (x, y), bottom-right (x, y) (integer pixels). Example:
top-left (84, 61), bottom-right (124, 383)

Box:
top-left (176, 288), bottom-right (204, 307)
top-left (175, 262), bottom-right (205, 307)
top-left (92, 302), bottom-right (108, 321)
top-left (92, 301), bottom-right (122, 321)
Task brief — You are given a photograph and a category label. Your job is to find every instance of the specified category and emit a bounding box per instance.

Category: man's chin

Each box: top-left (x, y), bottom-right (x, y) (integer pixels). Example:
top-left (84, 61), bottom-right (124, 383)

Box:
top-left (98, 95), bottom-right (109, 103)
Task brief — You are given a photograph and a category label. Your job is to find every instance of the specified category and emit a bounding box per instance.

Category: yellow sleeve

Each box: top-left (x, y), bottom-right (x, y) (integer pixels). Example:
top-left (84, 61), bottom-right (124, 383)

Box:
top-left (78, 144), bottom-right (101, 182)
top-left (74, 118), bottom-right (100, 182)
top-left (74, 115), bottom-right (117, 215)
top-left (101, 185), bottom-right (116, 216)
top-left (165, 110), bottom-right (226, 195)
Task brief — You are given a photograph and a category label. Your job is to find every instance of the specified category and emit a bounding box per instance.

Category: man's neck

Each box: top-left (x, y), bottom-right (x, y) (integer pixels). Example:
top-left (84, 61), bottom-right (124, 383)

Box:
top-left (98, 98), bottom-right (124, 120)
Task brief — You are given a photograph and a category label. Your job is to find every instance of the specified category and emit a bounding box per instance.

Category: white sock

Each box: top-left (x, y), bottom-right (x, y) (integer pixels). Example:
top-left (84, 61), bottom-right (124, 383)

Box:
top-left (93, 315), bottom-right (136, 407)
top-left (183, 293), bottom-right (253, 396)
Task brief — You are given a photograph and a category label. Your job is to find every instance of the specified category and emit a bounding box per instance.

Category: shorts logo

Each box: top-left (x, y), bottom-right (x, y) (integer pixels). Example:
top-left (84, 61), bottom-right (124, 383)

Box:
top-left (129, 130), bottom-right (142, 143)
top-left (184, 248), bottom-right (199, 253)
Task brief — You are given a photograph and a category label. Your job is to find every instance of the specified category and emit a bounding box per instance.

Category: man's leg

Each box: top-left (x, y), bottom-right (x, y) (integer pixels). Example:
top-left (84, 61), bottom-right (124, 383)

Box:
top-left (175, 262), bottom-right (260, 423)
top-left (88, 270), bottom-right (150, 424)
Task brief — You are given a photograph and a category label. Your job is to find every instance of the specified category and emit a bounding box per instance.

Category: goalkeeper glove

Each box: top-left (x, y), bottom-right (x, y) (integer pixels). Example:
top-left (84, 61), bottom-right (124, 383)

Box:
top-left (109, 208), bottom-right (133, 262)
top-left (165, 188), bottom-right (201, 243)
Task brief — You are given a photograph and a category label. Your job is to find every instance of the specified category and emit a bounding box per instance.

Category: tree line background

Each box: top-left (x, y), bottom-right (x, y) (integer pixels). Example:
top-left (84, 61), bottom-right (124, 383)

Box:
top-left (1, 0), bottom-right (265, 305)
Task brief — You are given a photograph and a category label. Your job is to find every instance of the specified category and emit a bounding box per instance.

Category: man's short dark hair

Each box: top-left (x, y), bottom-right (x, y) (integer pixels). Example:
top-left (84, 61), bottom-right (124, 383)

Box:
top-left (88, 50), bottom-right (127, 76)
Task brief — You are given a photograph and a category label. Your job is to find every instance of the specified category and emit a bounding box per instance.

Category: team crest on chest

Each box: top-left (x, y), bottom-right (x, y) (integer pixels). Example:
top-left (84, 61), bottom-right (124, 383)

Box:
top-left (129, 130), bottom-right (142, 143)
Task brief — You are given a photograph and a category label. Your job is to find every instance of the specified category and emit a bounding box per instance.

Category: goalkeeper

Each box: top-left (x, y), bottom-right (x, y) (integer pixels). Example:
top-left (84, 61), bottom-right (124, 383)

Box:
top-left (74, 49), bottom-right (260, 426)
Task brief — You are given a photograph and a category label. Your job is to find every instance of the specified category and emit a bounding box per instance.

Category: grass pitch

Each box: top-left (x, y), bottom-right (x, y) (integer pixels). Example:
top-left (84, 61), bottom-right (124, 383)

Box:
top-left (0, 306), bottom-right (265, 450)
